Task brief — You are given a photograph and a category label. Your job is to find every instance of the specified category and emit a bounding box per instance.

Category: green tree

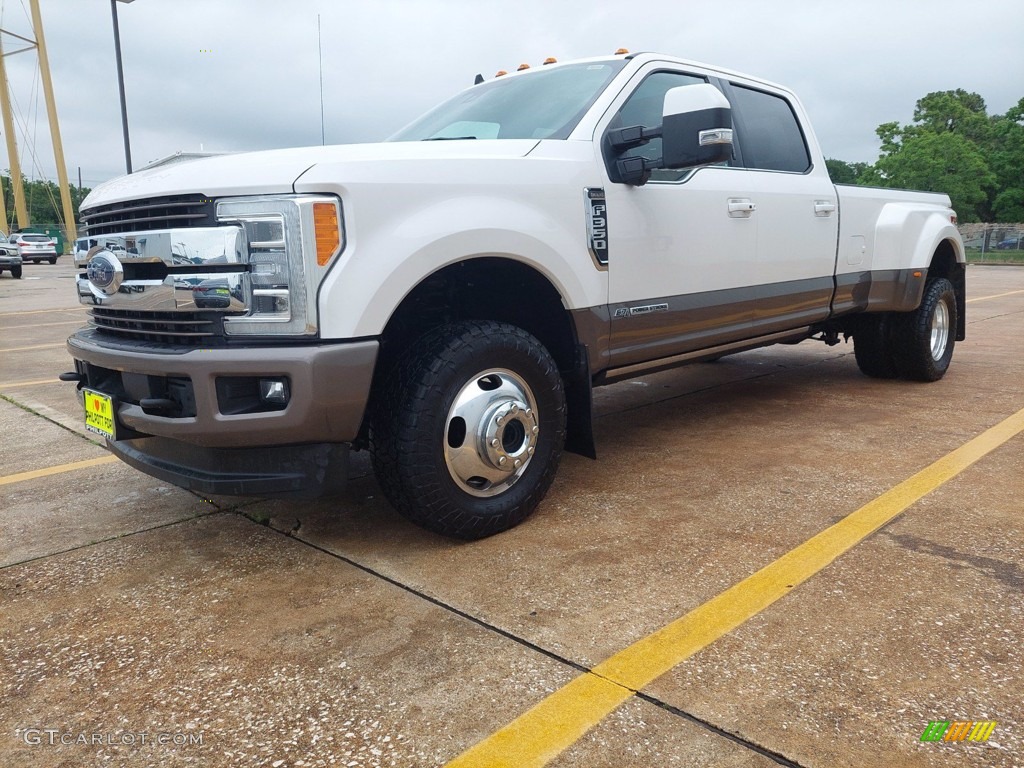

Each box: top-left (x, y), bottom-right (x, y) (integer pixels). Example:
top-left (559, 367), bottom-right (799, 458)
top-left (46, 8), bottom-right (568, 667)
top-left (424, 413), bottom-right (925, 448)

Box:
top-left (1, 172), bottom-right (90, 233)
top-left (858, 90), bottom-right (1001, 222)
top-left (825, 158), bottom-right (870, 184)
top-left (987, 97), bottom-right (1024, 221)
top-left (911, 89), bottom-right (990, 144)
top-left (860, 130), bottom-right (995, 221)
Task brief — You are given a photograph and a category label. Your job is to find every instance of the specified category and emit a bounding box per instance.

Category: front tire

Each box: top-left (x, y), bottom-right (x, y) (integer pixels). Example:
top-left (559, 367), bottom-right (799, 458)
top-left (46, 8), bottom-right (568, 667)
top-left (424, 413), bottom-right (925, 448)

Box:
top-left (11, 265), bottom-right (22, 279)
top-left (371, 320), bottom-right (566, 540)
top-left (891, 278), bottom-right (957, 382)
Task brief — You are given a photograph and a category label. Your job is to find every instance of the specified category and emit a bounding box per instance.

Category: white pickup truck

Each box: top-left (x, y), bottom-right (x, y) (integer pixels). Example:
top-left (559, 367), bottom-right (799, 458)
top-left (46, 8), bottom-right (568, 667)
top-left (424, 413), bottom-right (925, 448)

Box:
top-left (66, 51), bottom-right (965, 539)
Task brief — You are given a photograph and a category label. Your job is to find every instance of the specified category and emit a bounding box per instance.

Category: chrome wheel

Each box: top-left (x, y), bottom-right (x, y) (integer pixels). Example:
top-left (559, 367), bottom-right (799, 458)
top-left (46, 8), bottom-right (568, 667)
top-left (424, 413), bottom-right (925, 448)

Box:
top-left (443, 368), bottom-right (539, 497)
top-left (930, 297), bottom-right (950, 361)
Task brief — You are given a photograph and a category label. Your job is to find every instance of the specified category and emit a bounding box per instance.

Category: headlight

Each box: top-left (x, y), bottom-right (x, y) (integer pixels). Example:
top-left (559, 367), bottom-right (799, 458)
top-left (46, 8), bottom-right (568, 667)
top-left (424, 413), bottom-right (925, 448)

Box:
top-left (216, 195), bottom-right (344, 336)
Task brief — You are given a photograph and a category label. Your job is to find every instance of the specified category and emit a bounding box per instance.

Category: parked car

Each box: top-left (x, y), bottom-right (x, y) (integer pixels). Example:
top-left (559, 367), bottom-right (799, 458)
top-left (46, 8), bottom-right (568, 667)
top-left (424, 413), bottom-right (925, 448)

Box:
top-left (74, 237), bottom-right (100, 261)
top-left (0, 232), bottom-right (22, 278)
top-left (995, 235), bottom-right (1023, 250)
top-left (16, 233), bottom-right (59, 264)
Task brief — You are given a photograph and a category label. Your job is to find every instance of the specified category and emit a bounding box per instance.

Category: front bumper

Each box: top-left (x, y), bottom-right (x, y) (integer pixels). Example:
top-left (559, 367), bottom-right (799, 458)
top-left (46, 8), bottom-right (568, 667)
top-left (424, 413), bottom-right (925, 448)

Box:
top-left (108, 436), bottom-right (353, 497)
top-left (66, 331), bottom-right (379, 495)
top-left (0, 253), bottom-right (21, 266)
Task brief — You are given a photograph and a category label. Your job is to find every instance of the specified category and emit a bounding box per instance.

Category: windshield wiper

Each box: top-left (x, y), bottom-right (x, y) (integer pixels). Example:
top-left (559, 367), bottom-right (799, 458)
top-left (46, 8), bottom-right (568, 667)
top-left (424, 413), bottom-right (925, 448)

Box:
top-left (423, 136), bottom-right (478, 141)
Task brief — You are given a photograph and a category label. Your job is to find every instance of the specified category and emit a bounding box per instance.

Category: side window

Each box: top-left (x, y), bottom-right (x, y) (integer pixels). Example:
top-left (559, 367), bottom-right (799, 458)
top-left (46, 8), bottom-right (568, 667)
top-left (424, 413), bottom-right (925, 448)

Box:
top-left (728, 84), bottom-right (810, 172)
top-left (607, 71), bottom-right (708, 182)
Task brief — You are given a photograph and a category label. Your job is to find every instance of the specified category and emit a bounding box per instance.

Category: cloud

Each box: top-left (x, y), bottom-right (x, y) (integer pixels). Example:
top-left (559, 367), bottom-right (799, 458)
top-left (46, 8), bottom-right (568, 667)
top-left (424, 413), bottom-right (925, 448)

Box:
top-left (3, 0), bottom-right (1022, 185)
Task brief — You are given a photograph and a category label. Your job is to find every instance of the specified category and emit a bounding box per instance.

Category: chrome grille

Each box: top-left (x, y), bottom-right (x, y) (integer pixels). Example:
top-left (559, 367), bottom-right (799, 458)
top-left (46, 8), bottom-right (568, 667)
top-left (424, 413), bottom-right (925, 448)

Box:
top-left (89, 307), bottom-right (222, 346)
top-left (81, 195), bottom-right (215, 236)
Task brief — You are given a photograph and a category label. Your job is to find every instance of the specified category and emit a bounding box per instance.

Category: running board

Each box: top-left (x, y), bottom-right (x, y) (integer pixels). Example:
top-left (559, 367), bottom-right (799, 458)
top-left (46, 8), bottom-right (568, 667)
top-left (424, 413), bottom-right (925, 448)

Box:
top-left (599, 327), bottom-right (813, 385)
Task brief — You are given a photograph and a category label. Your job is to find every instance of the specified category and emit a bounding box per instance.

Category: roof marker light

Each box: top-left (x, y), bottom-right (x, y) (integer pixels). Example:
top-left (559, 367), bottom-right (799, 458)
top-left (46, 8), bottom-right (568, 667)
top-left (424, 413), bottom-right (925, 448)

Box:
top-left (517, 63), bottom-right (530, 71)
top-left (543, 57), bottom-right (557, 65)
top-left (495, 70), bottom-right (508, 77)
top-left (615, 48), bottom-right (629, 55)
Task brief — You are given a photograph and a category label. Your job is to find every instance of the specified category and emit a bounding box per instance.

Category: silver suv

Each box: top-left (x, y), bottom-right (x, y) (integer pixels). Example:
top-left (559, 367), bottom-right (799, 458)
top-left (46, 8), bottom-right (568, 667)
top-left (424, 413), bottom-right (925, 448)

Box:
top-left (16, 233), bottom-right (58, 264)
top-left (0, 232), bottom-right (22, 279)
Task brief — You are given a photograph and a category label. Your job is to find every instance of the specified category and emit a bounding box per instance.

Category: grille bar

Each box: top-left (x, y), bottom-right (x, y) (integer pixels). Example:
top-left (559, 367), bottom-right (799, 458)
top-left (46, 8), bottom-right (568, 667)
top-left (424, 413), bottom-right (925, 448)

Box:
top-left (89, 324), bottom-right (215, 339)
top-left (89, 308), bottom-right (223, 345)
top-left (81, 194), bottom-right (215, 236)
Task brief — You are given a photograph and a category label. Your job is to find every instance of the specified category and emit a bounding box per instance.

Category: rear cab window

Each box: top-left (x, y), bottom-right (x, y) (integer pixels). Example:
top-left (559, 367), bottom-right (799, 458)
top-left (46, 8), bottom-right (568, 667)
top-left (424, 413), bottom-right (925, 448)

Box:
top-left (726, 83), bottom-right (810, 173)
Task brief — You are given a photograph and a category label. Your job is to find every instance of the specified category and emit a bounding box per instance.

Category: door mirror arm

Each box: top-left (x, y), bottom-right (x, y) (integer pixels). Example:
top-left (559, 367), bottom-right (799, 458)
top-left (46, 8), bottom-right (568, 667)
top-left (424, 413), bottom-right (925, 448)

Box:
top-left (615, 155), bottom-right (661, 186)
top-left (608, 124), bottom-right (662, 152)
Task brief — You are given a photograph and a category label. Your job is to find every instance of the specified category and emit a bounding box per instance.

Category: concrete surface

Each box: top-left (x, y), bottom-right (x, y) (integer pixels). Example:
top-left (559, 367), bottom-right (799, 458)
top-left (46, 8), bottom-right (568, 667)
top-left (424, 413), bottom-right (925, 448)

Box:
top-left (1, 261), bottom-right (1021, 767)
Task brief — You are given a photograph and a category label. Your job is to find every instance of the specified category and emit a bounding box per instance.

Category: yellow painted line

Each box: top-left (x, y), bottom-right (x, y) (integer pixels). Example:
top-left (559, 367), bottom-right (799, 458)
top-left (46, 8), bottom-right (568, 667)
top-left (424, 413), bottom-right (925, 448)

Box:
top-left (0, 342), bottom-right (65, 352)
top-left (2, 319), bottom-right (85, 329)
top-left (967, 289), bottom-right (1024, 303)
top-left (0, 307), bottom-right (84, 317)
top-left (0, 455), bottom-right (118, 486)
top-left (0, 378), bottom-right (61, 388)
top-left (447, 405), bottom-right (1024, 768)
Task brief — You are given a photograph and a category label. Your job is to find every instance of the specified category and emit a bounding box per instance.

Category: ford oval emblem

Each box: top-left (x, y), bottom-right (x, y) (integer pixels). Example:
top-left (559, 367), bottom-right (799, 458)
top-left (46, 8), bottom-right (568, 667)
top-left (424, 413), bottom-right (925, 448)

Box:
top-left (86, 250), bottom-right (124, 296)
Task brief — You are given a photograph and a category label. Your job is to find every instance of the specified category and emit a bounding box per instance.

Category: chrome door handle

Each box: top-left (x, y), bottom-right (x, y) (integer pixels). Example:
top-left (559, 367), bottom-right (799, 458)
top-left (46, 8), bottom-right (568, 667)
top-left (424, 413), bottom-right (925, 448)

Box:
top-left (814, 200), bottom-right (836, 216)
top-left (728, 198), bottom-right (756, 217)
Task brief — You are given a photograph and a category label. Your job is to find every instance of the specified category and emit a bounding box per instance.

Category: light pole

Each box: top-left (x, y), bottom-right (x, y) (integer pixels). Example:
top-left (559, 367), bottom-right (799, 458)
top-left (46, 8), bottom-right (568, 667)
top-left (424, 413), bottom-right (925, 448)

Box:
top-left (111, 0), bottom-right (134, 174)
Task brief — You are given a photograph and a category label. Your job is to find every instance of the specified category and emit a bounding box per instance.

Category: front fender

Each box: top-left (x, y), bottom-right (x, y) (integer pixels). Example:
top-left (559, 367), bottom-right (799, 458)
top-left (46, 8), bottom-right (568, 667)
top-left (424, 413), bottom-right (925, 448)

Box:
top-left (315, 194), bottom-right (605, 338)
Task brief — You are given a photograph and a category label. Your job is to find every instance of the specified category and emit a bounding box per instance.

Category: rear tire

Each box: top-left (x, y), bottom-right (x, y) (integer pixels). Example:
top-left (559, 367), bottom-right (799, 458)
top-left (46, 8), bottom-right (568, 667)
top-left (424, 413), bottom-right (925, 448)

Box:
top-left (891, 278), bottom-right (957, 382)
top-left (48, 257), bottom-right (56, 265)
top-left (371, 320), bottom-right (566, 540)
top-left (853, 315), bottom-right (898, 379)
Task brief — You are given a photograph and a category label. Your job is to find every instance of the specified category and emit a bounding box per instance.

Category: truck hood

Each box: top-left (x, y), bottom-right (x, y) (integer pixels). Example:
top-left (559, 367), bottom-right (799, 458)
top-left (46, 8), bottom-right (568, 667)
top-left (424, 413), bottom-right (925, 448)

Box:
top-left (83, 140), bottom-right (541, 208)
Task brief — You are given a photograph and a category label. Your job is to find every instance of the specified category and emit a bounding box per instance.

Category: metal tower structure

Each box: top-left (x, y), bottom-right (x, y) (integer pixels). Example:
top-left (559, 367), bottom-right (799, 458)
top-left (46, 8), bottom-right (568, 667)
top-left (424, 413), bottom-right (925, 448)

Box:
top-left (0, 0), bottom-right (77, 243)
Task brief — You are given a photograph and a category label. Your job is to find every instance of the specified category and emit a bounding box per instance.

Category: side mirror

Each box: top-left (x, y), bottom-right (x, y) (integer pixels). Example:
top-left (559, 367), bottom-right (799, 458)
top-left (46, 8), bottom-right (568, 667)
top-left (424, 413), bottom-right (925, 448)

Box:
top-left (661, 84), bottom-right (732, 169)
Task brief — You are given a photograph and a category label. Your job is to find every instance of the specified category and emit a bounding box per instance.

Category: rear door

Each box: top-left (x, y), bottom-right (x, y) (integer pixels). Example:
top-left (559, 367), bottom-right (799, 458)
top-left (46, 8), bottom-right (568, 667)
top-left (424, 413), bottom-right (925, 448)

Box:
top-left (723, 81), bottom-right (839, 333)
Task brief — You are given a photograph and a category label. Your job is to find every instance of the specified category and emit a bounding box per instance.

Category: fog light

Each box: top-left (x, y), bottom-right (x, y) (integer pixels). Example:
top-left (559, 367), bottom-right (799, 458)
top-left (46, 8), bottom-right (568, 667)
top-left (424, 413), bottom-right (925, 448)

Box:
top-left (259, 378), bottom-right (289, 404)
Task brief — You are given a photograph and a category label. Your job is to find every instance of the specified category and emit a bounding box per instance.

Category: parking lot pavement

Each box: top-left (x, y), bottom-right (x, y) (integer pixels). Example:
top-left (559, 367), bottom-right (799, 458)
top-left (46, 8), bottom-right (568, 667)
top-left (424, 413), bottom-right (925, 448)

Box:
top-left (1, 263), bottom-right (1022, 767)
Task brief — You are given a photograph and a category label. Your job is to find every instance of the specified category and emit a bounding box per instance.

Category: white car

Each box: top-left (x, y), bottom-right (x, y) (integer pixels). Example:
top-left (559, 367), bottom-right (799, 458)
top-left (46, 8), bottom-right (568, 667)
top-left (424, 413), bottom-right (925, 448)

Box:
top-left (16, 233), bottom-right (59, 264)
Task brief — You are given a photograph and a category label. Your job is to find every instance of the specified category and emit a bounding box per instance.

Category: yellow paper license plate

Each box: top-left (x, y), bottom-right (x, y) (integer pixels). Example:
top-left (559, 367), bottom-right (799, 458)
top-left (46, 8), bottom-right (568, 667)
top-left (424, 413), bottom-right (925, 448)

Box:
top-left (83, 388), bottom-right (116, 439)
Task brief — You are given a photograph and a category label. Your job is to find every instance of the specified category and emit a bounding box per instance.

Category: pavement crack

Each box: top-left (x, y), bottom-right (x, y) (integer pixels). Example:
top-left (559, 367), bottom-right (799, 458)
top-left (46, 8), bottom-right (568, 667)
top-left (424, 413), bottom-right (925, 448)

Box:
top-left (243, 511), bottom-right (805, 767)
top-left (237, 510), bottom-right (591, 674)
top-left (635, 692), bottom-right (808, 767)
top-left (0, 509), bottom-right (222, 571)
top-left (967, 308), bottom-right (1024, 324)
top-left (0, 392), bottom-right (102, 445)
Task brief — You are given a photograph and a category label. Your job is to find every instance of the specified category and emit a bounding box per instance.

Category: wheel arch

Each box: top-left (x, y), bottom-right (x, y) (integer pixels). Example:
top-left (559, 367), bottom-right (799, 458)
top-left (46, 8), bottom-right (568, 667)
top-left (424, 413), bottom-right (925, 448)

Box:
top-left (366, 256), bottom-right (596, 457)
top-left (928, 238), bottom-right (966, 341)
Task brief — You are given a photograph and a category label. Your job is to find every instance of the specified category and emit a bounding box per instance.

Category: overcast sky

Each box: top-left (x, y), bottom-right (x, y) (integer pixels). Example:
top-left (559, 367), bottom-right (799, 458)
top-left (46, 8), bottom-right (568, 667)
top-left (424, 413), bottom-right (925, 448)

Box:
top-left (2, 0), bottom-right (1022, 188)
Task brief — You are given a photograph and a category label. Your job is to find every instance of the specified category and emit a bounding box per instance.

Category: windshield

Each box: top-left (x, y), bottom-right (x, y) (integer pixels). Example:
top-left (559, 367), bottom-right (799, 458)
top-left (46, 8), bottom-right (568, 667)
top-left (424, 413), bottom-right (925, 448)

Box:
top-left (389, 60), bottom-right (626, 142)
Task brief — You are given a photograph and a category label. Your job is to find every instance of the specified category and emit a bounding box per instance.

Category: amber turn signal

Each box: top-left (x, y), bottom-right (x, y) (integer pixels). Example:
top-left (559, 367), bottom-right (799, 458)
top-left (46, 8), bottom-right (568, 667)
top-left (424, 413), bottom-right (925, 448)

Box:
top-left (313, 202), bottom-right (341, 266)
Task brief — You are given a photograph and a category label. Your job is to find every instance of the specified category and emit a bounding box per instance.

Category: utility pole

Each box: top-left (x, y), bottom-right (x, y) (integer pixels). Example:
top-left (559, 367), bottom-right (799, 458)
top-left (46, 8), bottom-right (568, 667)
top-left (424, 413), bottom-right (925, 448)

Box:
top-left (29, 0), bottom-right (77, 244)
top-left (0, 169), bottom-right (7, 235)
top-left (111, 0), bottom-right (133, 174)
top-left (0, 33), bottom-right (30, 231)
